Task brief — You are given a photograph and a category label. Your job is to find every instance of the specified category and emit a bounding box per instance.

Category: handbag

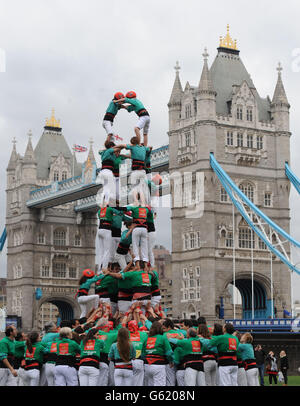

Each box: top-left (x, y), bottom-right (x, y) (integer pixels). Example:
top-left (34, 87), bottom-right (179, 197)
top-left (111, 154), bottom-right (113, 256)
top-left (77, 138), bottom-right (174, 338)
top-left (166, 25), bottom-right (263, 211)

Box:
top-left (278, 371), bottom-right (284, 382)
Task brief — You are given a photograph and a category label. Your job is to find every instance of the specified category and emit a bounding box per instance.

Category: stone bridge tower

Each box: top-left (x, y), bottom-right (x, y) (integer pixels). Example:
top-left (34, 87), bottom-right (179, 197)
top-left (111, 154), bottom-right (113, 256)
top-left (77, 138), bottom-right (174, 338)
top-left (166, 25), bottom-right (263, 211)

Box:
top-left (168, 26), bottom-right (291, 320)
top-left (6, 110), bottom-right (97, 331)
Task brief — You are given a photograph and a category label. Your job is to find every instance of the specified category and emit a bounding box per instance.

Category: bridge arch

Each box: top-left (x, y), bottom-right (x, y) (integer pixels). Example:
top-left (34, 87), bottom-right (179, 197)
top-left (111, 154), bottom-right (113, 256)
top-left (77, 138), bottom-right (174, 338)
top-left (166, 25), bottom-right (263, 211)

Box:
top-left (36, 295), bottom-right (80, 327)
top-left (222, 272), bottom-right (273, 319)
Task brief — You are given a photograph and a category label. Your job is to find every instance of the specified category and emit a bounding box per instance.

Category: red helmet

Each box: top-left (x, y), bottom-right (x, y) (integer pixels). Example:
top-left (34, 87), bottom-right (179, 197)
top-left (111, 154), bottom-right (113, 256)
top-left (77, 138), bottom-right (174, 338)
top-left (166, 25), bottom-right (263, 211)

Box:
top-left (152, 173), bottom-right (163, 185)
top-left (128, 320), bottom-right (138, 333)
top-left (83, 269), bottom-right (95, 278)
top-left (114, 92), bottom-right (124, 100)
top-left (126, 91), bottom-right (136, 99)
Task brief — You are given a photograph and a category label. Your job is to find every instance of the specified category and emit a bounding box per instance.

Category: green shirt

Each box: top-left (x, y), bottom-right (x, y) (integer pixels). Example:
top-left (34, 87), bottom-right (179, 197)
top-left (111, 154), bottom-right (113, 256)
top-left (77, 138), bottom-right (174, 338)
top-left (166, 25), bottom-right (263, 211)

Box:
top-left (124, 97), bottom-right (146, 113)
top-left (209, 333), bottom-right (239, 354)
top-left (111, 208), bottom-right (125, 230)
top-left (98, 206), bottom-right (114, 222)
top-left (24, 341), bottom-right (48, 365)
top-left (14, 341), bottom-right (26, 359)
top-left (79, 274), bottom-right (105, 292)
top-left (80, 338), bottom-right (104, 359)
top-left (129, 331), bottom-right (148, 359)
top-left (173, 337), bottom-right (207, 365)
top-left (150, 270), bottom-right (159, 290)
top-left (121, 270), bottom-right (152, 290)
top-left (142, 334), bottom-right (173, 363)
top-left (238, 343), bottom-right (255, 361)
top-left (95, 274), bottom-right (118, 296)
top-left (55, 338), bottom-right (81, 363)
top-left (108, 342), bottom-right (136, 361)
top-left (126, 206), bottom-right (150, 227)
top-left (0, 336), bottom-right (15, 362)
top-left (106, 101), bottom-right (121, 115)
top-left (125, 145), bottom-right (149, 162)
top-left (120, 229), bottom-right (132, 246)
top-left (99, 147), bottom-right (116, 163)
top-left (97, 330), bottom-right (118, 354)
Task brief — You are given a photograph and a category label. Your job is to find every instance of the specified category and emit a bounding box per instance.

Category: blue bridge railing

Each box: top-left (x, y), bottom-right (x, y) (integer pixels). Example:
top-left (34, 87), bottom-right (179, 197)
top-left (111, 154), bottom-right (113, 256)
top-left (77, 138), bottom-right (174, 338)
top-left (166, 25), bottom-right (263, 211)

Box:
top-left (225, 318), bottom-right (300, 333)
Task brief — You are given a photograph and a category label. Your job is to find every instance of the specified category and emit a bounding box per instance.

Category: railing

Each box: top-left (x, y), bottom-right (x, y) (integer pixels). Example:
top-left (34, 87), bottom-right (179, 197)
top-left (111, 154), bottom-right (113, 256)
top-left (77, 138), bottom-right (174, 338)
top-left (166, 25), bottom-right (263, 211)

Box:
top-left (225, 318), bottom-right (300, 332)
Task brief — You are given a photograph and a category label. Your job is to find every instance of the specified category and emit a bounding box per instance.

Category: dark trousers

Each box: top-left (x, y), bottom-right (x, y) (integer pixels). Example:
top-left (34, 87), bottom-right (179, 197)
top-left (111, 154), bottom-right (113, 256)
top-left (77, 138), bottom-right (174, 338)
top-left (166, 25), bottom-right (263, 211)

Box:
top-left (257, 364), bottom-right (265, 386)
top-left (268, 374), bottom-right (277, 385)
top-left (282, 369), bottom-right (288, 385)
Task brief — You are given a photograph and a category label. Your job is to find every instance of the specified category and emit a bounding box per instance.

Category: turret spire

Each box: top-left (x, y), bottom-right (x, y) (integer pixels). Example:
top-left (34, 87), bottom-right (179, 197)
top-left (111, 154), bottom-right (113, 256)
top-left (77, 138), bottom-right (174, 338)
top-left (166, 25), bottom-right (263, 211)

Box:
top-left (272, 62), bottom-right (289, 105)
top-left (198, 48), bottom-right (216, 94)
top-left (7, 137), bottom-right (18, 170)
top-left (168, 61), bottom-right (183, 105)
top-left (24, 129), bottom-right (36, 162)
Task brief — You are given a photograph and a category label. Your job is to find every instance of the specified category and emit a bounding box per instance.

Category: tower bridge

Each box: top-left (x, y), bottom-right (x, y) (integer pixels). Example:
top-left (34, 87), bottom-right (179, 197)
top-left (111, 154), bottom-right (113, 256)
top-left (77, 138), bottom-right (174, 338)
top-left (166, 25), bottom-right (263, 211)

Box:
top-left (4, 26), bottom-right (299, 332)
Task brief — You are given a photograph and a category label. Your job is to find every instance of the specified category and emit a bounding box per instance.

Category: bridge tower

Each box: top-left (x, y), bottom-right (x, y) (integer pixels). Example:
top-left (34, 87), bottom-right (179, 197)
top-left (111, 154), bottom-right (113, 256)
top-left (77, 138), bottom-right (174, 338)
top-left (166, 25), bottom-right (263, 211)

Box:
top-left (5, 111), bottom-right (97, 331)
top-left (168, 26), bottom-right (292, 320)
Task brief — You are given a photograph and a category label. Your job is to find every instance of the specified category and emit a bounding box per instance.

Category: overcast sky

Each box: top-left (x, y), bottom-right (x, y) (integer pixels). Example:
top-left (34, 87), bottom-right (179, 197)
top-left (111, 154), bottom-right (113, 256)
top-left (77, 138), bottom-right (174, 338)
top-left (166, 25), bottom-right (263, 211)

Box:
top-left (0, 0), bottom-right (300, 303)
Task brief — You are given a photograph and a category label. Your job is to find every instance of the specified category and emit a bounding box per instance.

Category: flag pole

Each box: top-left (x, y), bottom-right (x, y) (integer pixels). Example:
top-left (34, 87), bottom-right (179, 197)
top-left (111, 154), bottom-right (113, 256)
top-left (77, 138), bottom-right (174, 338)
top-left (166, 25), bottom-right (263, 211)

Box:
top-left (73, 145), bottom-right (75, 177)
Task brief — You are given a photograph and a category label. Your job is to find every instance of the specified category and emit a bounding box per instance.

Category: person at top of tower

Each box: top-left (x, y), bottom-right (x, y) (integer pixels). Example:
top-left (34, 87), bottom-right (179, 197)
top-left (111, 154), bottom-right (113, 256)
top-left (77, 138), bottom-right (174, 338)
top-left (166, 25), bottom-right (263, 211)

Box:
top-left (102, 92), bottom-right (128, 143)
top-left (114, 91), bottom-right (150, 146)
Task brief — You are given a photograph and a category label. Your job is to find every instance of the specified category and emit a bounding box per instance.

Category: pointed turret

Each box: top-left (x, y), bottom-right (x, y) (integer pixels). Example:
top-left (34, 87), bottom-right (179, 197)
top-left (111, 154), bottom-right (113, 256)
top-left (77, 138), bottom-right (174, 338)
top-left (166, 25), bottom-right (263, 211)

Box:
top-left (271, 63), bottom-right (290, 132)
top-left (168, 61), bottom-right (183, 131)
top-left (272, 62), bottom-right (289, 106)
top-left (24, 130), bottom-right (36, 163)
top-left (86, 137), bottom-right (96, 163)
top-left (168, 61), bottom-right (183, 106)
top-left (196, 48), bottom-right (216, 120)
top-left (7, 137), bottom-right (18, 170)
top-left (198, 48), bottom-right (216, 94)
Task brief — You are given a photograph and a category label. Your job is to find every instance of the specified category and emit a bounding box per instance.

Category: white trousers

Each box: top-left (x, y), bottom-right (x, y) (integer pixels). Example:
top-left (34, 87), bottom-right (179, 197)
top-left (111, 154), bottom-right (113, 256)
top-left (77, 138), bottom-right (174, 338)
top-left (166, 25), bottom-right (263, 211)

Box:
top-left (218, 365), bottom-right (238, 386)
top-left (22, 369), bottom-right (40, 386)
top-left (184, 368), bottom-right (206, 386)
top-left (96, 228), bottom-right (111, 271)
top-left (102, 120), bottom-right (114, 137)
top-left (237, 367), bottom-right (247, 386)
top-left (115, 252), bottom-right (132, 270)
top-left (109, 361), bottom-right (115, 386)
top-left (114, 368), bottom-right (133, 386)
top-left (130, 170), bottom-right (150, 205)
top-left (144, 364), bottom-right (166, 386)
top-left (204, 360), bottom-right (217, 386)
top-left (166, 364), bottom-right (176, 386)
top-left (54, 365), bottom-right (78, 386)
top-left (148, 231), bottom-right (156, 267)
top-left (109, 236), bottom-right (121, 263)
top-left (17, 367), bottom-right (25, 386)
top-left (246, 368), bottom-right (259, 386)
top-left (79, 366), bottom-right (100, 386)
top-left (132, 359), bottom-right (144, 386)
top-left (118, 300), bottom-right (132, 314)
top-left (151, 295), bottom-right (161, 308)
top-left (98, 362), bottom-right (109, 386)
top-left (96, 169), bottom-right (116, 206)
top-left (45, 363), bottom-right (56, 386)
top-left (0, 368), bottom-right (17, 386)
top-left (176, 370), bottom-right (185, 386)
top-left (132, 227), bottom-right (149, 262)
top-left (77, 295), bottom-right (100, 319)
top-left (136, 115), bottom-right (150, 134)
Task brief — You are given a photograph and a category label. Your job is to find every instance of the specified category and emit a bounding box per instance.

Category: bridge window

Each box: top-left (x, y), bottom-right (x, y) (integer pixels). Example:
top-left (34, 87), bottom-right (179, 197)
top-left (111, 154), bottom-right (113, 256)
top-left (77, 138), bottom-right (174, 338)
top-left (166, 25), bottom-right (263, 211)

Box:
top-left (226, 131), bottom-right (233, 146)
top-left (220, 187), bottom-right (228, 202)
top-left (264, 192), bottom-right (272, 207)
top-left (183, 268), bottom-right (187, 278)
top-left (185, 104), bottom-right (192, 119)
top-left (13, 264), bottom-right (22, 279)
top-left (246, 107), bottom-right (253, 122)
top-left (259, 239), bottom-right (267, 250)
top-left (53, 229), bottom-right (66, 246)
top-left (239, 182), bottom-right (254, 202)
top-left (190, 233), bottom-right (195, 249)
top-left (239, 225), bottom-right (255, 249)
top-left (74, 234), bottom-right (81, 247)
top-left (37, 233), bottom-right (45, 244)
top-left (185, 132), bottom-right (191, 147)
top-left (247, 134), bottom-right (254, 148)
top-left (62, 171), bottom-right (68, 181)
top-left (69, 267), bottom-right (77, 279)
top-left (53, 262), bottom-right (67, 278)
top-left (184, 234), bottom-right (189, 250)
top-left (54, 171), bottom-right (59, 182)
top-left (237, 106), bottom-right (243, 120)
top-left (237, 133), bottom-right (243, 147)
top-left (40, 265), bottom-right (50, 278)
top-left (226, 231), bottom-right (233, 248)
top-left (257, 135), bottom-right (263, 150)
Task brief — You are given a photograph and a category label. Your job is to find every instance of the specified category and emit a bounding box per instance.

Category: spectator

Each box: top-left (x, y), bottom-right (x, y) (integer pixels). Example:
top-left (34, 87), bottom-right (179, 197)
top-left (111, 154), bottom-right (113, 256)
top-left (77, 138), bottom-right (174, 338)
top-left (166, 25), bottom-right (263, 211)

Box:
top-left (279, 350), bottom-right (289, 386)
top-left (266, 351), bottom-right (278, 386)
top-left (254, 344), bottom-right (266, 386)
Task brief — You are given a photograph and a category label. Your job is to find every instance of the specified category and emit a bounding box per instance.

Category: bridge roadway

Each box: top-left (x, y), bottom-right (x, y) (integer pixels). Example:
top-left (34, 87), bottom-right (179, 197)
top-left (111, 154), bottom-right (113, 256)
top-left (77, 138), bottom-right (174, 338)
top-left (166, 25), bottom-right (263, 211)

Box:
top-left (26, 145), bottom-right (170, 211)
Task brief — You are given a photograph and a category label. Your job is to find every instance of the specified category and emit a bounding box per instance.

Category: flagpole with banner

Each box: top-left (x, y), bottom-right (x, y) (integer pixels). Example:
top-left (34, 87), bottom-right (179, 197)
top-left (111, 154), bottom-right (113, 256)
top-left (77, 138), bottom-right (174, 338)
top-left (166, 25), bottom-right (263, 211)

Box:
top-left (73, 144), bottom-right (88, 177)
top-left (73, 144), bottom-right (75, 177)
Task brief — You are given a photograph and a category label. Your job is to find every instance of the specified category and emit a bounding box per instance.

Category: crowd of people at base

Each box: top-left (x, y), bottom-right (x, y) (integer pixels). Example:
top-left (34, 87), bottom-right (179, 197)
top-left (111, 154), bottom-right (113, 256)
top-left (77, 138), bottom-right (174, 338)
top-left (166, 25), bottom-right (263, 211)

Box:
top-left (0, 304), bottom-right (291, 387)
top-left (254, 345), bottom-right (289, 386)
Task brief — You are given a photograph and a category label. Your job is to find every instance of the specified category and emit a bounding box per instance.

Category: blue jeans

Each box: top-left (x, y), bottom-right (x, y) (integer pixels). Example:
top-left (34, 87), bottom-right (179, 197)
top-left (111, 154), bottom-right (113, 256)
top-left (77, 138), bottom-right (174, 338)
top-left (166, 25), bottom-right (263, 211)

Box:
top-left (257, 364), bottom-right (265, 386)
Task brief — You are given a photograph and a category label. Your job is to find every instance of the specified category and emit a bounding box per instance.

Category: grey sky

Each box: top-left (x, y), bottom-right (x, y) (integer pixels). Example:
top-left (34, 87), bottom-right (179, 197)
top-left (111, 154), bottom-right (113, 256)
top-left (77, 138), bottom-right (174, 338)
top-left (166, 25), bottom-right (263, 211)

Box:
top-left (0, 0), bottom-right (300, 301)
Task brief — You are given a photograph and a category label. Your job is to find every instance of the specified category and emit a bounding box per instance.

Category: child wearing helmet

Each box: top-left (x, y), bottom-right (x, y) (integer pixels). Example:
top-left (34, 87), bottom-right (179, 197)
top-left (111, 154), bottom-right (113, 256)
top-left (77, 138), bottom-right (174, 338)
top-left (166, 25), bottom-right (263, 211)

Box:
top-left (75, 270), bottom-right (105, 318)
top-left (114, 91), bottom-right (150, 146)
top-left (102, 92), bottom-right (127, 143)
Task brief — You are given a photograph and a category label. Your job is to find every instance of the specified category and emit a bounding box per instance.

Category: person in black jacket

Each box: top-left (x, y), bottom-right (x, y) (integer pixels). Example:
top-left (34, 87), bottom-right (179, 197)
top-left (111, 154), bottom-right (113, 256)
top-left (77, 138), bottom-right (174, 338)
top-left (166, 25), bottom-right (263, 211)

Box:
top-left (254, 344), bottom-right (266, 386)
top-left (279, 350), bottom-right (289, 386)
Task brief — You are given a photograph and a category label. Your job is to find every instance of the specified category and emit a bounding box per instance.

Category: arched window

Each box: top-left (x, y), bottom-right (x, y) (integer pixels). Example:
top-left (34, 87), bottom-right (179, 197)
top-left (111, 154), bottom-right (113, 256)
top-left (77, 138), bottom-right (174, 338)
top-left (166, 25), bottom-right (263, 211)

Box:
top-left (53, 229), bottom-right (66, 246)
top-left (239, 182), bottom-right (254, 202)
top-left (52, 262), bottom-right (66, 278)
top-left (190, 233), bottom-right (195, 249)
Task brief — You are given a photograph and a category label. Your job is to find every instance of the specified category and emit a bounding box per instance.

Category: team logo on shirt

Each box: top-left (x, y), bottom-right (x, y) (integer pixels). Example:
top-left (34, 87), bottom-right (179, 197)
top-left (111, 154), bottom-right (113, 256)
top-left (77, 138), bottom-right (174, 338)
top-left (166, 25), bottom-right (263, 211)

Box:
top-left (142, 273), bottom-right (150, 284)
top-left (138, 208), bottom-right (147, 218)
top-left (191, 341), bottom-right (201, 352)
top-left (25, 347), bottom-right (36, 359)
top-left (100, 208), bottom-right (107, 218)
top-left (228, 338), bottom-right (237, 351)
top-left (84, 340), bottom-right (96, 351)
top-left (130, 333), bottom-right (141, 342)
top-left (146, 337), bottom-right (157, 349)
top-left (50, 343), bottom-right (57, 353)
top-left (59, 343), bottom-right (70, 355)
